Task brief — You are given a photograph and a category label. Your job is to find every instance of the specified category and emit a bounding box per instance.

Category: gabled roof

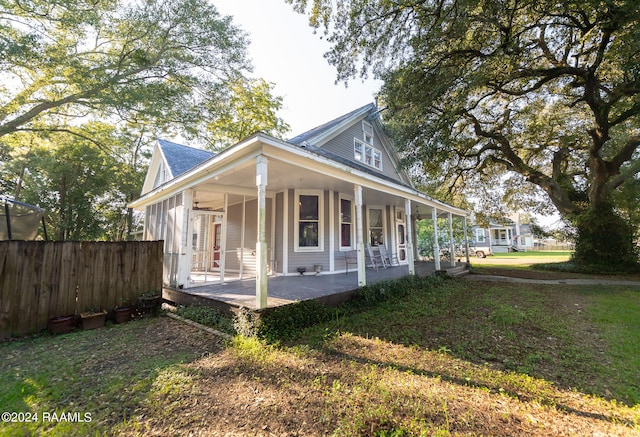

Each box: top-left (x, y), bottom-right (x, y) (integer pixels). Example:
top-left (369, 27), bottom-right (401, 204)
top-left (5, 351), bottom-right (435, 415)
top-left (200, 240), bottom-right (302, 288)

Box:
top-left (288, 103), bottom-right (375, 146)
top-left (158, 139), bottom-right (214, 179)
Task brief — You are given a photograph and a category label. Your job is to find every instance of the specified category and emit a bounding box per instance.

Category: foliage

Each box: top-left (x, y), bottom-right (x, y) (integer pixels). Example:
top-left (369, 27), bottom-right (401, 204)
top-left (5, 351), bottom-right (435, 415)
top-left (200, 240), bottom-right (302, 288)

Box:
top-left (203, 78), bottom-right (290, 151)
top-left (289, 0), bottom-right (640, 269)
top-left (175, 305), bottom-right (235, 334)
top-left (255, 276), bottom-right (445, 342)
top-left (0, 0), bottom-right (288, 239)
top-left (1, 126), bottom-right (147, 240)
top-left (571, 203), bottom-right (639, 273)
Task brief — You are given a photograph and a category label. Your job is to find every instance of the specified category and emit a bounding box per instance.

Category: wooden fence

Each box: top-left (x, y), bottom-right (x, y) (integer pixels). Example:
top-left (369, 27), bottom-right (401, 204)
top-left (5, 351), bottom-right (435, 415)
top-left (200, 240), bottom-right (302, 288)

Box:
top-left (0, 241), bottom-right (163, 338)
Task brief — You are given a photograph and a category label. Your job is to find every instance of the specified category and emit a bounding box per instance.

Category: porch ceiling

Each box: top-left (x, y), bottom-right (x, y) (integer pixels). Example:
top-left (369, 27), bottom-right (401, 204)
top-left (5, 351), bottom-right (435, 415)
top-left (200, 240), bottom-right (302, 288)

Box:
top-left (139, 135), bottom-right (466, 217)
top-left (188, 155), bottom-right (436, 213)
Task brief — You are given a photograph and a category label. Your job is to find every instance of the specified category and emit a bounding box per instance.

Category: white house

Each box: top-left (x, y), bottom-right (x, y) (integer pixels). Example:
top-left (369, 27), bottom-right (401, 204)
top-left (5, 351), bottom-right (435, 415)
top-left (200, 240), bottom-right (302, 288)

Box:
top-left (129, 103), bottom-right (469, 309)
top-left (472, 213), bottom-right (535, 253)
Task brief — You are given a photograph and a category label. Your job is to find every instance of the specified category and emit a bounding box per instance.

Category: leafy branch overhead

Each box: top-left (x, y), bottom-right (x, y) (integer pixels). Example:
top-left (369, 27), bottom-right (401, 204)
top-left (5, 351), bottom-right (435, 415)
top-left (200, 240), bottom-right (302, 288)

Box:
top-left (0, 0), bottom-right (287, 143)
top-left (289, 0), bottom-right (639, 215)
top-left (0, 0), bottom-right (288, 241)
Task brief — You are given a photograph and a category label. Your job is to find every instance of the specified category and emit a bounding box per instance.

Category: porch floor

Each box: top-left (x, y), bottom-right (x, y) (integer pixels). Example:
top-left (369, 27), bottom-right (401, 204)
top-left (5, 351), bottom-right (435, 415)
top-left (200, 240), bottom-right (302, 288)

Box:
top-left (164, 261), bottom-right (466, 310)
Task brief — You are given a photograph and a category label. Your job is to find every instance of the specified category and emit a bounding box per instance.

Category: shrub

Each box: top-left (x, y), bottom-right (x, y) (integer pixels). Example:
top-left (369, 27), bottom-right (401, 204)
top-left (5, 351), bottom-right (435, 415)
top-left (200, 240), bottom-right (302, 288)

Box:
top-left (572, 204), bottom-right (640, 274)
top-left (175, 305), bottom-right (235, 334)
top-left (255, 275), bottom-right (445, 343)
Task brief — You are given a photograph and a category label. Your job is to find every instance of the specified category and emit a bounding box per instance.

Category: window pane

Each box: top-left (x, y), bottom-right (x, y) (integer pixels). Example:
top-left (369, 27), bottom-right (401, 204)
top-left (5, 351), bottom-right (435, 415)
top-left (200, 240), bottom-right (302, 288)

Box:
top-left (341, 223), bottom-right (351, 247)
top-left (374, 151), bottom-right (381, 169)
top-left (299, 195), bottom-right (318, 220)
top-left (354, 141), bottom-right (363, 161)
top-left (369, 209), bottom-right (382, 227)
top-left (370, 229), bottom-right (383, 246)
top-left (365, 146), bottom-right (372, 165)
top-left (340, 199), bottom-right (351, 223)
top-left (299, 222), bottom-right (319, 247)
top-left (397, 224), bottom-right (405, 244)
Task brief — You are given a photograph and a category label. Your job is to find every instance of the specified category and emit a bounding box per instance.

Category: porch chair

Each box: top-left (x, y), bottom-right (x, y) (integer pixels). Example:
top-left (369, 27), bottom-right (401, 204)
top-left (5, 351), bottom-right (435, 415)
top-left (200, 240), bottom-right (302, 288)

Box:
top-left (366, 245), bottom-right (385, 271)
top-left (345, 250), bottom-right (358, 274)
top-left (378, 244), bottom-right (398, 267)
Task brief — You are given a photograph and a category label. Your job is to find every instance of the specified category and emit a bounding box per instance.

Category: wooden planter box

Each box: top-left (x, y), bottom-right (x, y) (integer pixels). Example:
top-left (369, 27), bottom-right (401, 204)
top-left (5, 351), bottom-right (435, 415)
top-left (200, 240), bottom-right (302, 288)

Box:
top-left (48, 315), bottom-right (76, 335)
top-left (80, 311), bottom-right (107, 330)
top-left (112, 307), bottom-right (133, 324)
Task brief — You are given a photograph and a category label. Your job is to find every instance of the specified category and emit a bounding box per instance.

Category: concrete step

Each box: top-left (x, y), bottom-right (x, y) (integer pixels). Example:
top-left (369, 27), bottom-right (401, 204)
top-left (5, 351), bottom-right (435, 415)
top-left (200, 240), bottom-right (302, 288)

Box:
top-left (436, 265), bottom-right (470, 278)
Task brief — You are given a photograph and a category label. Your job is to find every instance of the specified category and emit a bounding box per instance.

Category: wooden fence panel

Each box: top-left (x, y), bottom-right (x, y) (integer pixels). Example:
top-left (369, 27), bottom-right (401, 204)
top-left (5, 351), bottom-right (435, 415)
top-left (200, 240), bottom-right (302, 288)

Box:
top-left (0, 241), bottom-right (163, 338)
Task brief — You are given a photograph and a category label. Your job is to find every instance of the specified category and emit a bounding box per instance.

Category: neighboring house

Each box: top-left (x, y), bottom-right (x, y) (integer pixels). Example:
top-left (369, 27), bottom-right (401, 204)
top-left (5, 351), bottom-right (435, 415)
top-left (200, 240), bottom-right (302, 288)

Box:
top-left (129, 103), bottom-right (468, 308)
top-left (471, 213), bottom-right (535, 253)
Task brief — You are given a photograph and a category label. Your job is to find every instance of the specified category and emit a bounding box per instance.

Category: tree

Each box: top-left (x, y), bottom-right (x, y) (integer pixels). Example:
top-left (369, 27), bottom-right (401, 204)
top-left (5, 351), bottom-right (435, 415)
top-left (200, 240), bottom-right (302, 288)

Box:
top-left (0, 0), bottom-right (250, 140)
top-left (289, 0), bottom-right (640, 272)
top-left (203, 78), bottom-right (290, 152)
top-left (1, 0), bottom-right (289, 239)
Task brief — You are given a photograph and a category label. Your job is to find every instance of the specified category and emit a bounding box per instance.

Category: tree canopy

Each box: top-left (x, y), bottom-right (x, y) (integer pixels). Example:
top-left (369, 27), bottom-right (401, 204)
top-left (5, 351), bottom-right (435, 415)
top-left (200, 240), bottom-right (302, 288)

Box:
top-left (1, 0), bottom-right (288, 239)
top-left (290, 0), bottom-right (640, 270)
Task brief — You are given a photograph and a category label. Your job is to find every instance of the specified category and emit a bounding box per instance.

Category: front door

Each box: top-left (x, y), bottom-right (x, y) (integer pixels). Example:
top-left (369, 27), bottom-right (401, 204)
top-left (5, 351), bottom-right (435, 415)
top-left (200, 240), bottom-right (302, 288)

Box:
top-left (213, 223), bottom-right (221, 268)
top-left (191, 212), bottom-right (225, 284)
top-left (395, 208), bottom-right (408, 265)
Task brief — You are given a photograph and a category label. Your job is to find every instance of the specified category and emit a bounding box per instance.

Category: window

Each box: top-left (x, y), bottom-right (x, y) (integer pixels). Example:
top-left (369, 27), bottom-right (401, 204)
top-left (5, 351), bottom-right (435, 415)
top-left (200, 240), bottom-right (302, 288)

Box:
top-left (354, 140), bottom-right (363, 161)
top-left (363, 121), bottom-right (374, 144)
top-left (368, 207), bottom-right (384, 246)
top-left (475, 228), bottom-right (485, 243)
top-left (354, 139), bottom-right (382, 170)
top-left (340, 197), bottom-right (353, 249)
top-left (295, 190), bottom-right (323, 251)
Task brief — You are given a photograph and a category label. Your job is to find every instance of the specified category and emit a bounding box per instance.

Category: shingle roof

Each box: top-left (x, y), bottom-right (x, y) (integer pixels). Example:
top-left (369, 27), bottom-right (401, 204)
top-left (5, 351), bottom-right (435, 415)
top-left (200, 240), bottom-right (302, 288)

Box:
top-left (288, 103), bottom-right (375, 145)
top-left (158, 139), bottom-right (214, 178)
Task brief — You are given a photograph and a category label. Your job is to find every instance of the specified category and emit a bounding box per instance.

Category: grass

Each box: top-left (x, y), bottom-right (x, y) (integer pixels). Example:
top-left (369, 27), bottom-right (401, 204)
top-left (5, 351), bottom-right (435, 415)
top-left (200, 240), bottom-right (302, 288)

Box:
top-left (0, 317), bottom-right (222, 436)
top-left (1, 273), bottom-right (639, 435)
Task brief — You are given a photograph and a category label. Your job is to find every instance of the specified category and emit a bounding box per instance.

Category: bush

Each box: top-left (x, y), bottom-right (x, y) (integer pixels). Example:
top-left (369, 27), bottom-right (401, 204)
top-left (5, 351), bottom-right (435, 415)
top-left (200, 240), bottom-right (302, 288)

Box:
top-left (255, 275), bottom-right (445, 343)
top-left (175, 305), bottom-right (235, 334)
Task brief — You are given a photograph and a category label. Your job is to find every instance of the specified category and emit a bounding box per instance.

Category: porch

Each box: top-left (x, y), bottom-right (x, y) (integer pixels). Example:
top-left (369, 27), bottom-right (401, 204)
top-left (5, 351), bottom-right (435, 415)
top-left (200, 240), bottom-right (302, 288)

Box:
top-left (162, 261), bottom-right (467, 312)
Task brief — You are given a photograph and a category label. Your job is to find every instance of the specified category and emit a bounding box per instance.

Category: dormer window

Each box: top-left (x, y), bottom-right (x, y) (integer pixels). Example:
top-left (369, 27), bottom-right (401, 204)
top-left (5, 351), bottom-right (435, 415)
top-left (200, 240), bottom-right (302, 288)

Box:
top-left (354, 138), bottom-right (382, 170)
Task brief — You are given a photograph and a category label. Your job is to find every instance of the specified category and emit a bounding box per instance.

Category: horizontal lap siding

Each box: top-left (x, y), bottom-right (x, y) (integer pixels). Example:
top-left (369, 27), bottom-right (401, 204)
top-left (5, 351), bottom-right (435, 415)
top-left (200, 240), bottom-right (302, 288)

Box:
top-left (225, 198), bottom-right (272, 276)
top-left (321, 122), bottom-right (405, 184)
top-left (287, 189), bottom-right (330, 274)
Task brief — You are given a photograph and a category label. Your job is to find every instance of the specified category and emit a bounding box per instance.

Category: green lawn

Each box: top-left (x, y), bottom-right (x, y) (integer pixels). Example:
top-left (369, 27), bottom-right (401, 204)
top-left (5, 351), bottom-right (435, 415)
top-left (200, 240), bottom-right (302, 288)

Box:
top-left (490, 250), bottom-right (573, 258)
top-left (1, 277), bottom-right (638, 436)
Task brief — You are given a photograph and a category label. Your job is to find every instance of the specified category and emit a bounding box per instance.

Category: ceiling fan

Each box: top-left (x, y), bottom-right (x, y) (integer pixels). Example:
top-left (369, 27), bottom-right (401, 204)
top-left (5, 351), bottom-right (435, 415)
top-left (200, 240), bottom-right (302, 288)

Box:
top-left (193, 202), bottom-right (214, 211)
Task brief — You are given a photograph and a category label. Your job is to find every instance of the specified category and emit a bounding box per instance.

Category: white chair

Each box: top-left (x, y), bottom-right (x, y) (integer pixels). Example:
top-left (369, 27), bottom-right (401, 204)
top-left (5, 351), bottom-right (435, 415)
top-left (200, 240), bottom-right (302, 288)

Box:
top-left (366, 246), bottom-right (385, 271)
top-left (378, 244), bottom-right (397, 267)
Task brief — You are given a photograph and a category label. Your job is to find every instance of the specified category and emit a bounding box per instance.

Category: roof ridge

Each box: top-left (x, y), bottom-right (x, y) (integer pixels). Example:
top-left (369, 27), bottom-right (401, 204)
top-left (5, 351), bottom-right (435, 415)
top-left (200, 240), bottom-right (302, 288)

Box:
top-left (288, 103), bottom-right (375, 145)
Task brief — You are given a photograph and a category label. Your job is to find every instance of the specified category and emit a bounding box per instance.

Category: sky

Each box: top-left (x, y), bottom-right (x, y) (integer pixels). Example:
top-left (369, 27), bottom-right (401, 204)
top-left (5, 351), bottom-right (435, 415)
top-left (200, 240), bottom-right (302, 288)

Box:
top-left (214, 0), bottom-right (564, 228)
top-left (214, 0), bottom-right (382, 138)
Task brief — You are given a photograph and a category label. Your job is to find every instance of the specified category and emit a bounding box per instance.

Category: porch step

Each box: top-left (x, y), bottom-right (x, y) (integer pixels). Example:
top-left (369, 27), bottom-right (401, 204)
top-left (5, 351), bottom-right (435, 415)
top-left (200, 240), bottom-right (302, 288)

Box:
top-left (445, 265), bottom-right (469, 278)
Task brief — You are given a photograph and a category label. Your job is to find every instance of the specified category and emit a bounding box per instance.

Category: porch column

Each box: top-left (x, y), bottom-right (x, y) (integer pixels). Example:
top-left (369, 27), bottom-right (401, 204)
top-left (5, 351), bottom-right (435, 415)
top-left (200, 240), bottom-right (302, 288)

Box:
top-left (448, 212), bottom-right (456, 267)
top-left (404, 199), bottom-right (415, 275)
top-left (432, 208), bottom-right (441, 271)
top-left (463, 215), bottom-right (470, 264)
top-left (256, 155), bottom-right (268, 309)
top-left (178, 189), bottom-right (193, 288)
top-left (354, 184), bottom-right (366, 286)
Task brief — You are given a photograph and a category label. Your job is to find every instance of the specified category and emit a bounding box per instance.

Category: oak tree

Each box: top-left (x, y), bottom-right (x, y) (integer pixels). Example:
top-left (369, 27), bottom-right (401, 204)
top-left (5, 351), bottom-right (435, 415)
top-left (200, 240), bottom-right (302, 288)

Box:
top-left (290, 0), bottom-right (640, 271)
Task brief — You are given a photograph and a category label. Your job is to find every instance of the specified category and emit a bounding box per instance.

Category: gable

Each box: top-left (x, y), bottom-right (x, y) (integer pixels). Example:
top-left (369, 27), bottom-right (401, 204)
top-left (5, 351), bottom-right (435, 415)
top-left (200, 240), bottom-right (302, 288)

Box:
top-left (288, 104), bottom-right (412, 186)
top-left (141, 139), bottom-right (215, 195)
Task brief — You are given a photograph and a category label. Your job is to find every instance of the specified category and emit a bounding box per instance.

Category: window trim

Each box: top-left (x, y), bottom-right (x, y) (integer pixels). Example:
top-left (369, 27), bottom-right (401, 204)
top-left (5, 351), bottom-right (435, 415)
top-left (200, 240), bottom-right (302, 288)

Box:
top-left (294, 189), bottom-right (324, 252)
top-left (366, 205), bottom-right (386, 247)
top-left (362, 120), bottom-right (374, 144)
top-left (354, 138), bottom-right (383, 170)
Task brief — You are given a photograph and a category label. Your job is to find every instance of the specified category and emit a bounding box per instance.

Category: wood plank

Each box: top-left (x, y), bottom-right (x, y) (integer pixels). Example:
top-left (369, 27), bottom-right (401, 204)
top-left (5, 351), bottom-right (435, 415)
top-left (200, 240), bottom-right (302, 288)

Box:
top-left (37, 242), bottom-right (54, 330)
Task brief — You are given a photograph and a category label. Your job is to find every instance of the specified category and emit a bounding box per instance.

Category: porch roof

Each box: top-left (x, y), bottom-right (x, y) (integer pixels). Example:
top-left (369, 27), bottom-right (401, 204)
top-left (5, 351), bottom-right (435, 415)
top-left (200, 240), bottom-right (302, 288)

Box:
top-left (129, 133), bottom-right (468, 217)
